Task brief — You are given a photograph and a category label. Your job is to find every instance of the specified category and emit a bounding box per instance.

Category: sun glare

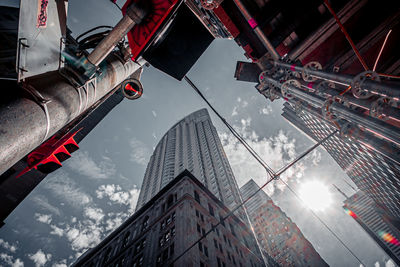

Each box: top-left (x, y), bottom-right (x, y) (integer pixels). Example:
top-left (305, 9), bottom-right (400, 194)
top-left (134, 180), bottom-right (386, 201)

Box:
top-left (299, 180), bottom-right (332, 211)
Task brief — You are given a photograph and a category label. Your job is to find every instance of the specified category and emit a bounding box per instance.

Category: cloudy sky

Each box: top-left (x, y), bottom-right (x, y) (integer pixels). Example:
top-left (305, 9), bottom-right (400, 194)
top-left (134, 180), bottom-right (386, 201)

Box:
top-left (0, 0), bottom-right (397, 266)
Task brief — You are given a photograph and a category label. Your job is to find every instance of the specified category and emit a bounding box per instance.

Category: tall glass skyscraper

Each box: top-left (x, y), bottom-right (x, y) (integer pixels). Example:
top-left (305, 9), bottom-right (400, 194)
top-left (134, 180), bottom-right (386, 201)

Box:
top-left (136, 109), bottom-right (244, 218)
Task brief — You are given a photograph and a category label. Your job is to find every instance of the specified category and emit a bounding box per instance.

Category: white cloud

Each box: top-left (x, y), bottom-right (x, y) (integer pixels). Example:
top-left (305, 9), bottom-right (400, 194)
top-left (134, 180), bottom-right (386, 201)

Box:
top-left (28, 250), bottom-right (52, 267)
top-left (0, 253), bottom-right (24, 267)
top-left (385, 259), bottom-right (395, 267)
top-left (129, 137), bottom-right (150, 165)
top-left (375, 262), bottom-right (380, 267)
top-left (52, 259), bottom-right (67, 267)
top-left (237, 97), bottom-right (242, 102)
top-left (43, 171), bottom-right (92, 208)
top-left (96, 184), bottom-right (140, 213)
top-left (152, 132), bottom-right (157, 139)
top-left (260, 104), bottom-right (273, 115)
top-left (231, 106), bottom-right (238, 116)
top-left (219, 119), bottom-right (307, 196)
top-left (152, 110), bottom-right (157, 117)
top-left (0, 239), bottom-right (17, 253)
top-left (242, 100), bottom-right (248, 108)
top-left (32, 195), bottom-right (61, 216)
top-left (50, 225), bottom-right (64, 237)
top-left (34, 213), bottom-right (52, 224)
top-left (308, 149), bottom-right (322, 166)
top-left (84, 207), bottom-right (104, 223)
top-left (67, 151), bottom-right (116, 179)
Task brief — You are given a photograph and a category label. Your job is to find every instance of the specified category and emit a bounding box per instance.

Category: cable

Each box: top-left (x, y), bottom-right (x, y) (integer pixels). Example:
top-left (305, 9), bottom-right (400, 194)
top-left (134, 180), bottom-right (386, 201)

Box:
top-left (323, 0), bottom-right (369, 71)
top-left (373, 29), bottom-right (392, 71)
top-left (278, 179), bottom-right (366, 266)
top-left (177, 76), bottom-right (357, 265)
top-left (76, 26), bottom-right (113, 43)
top-left (184, 76), bottom-right (275, 176)
top-left (110, 0), bottom-right (122, 11)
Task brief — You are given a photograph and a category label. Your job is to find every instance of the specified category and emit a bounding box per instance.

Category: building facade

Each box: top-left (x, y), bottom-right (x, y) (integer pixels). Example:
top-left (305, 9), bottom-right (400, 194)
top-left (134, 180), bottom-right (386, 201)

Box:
top-left (74, 171), bottom-right (265, 267)
top-left (136, 109), bottom-right (246, 222)
top-left (343, 190), bottom-right (400, 266)
top-left (282, 103), bottom-right (400, 225)
top-left (240, 179), bottom-right (328, 266)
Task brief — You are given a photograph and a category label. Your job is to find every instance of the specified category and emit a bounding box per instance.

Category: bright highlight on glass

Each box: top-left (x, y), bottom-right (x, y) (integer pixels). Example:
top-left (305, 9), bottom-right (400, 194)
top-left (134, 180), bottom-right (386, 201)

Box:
top-left (299, 180), bottom-right (332, 211)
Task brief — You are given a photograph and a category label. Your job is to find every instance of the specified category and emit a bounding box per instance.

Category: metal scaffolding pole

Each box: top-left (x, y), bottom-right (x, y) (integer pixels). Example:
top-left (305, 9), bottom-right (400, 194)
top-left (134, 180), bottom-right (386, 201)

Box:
top-left (274, 61), bottom-right (400, 98)
top-left (0, 54), bottom-right (143, 175)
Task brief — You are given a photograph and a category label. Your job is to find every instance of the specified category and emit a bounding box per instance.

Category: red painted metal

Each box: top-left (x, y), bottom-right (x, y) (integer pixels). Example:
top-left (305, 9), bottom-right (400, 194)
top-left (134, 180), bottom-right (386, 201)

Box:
top-left (122, 0), bottom-right (180, 61)
top-left (213, 6), bottom-right (240, 38)
top-left (16, 129), bottom-right (81, 178)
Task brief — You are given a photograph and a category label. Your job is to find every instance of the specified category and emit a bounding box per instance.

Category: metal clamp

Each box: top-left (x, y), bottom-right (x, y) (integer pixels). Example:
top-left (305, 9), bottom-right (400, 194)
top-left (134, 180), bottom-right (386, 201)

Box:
top-left (301, 61), bottom-right (322, 82)
top-left (281, 79), bottom-right (300, 100)
top-left (321, 97), bottom-right (336, 121)
top-left (21, 83), bottom-right (51, 143)
top-left (370, 97), bottom-right (389, 121)
top-left (351, 71), bottom-right (378, 99)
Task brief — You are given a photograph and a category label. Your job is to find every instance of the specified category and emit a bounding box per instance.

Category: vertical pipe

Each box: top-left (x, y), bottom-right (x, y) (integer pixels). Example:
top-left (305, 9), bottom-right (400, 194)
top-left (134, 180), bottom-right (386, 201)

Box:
top-left (232, 0), bottom-right (280, 60)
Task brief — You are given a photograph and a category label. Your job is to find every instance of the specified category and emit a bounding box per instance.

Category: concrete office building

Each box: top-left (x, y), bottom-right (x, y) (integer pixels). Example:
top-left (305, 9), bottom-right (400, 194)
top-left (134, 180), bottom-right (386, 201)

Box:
top-left (74, 171), bottom-right (265, 267)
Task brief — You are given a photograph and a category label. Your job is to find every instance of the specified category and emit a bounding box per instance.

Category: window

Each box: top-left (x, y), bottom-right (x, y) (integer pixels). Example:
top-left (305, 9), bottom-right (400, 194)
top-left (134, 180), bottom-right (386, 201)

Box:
top-left (200, 214), bottom-right (204, 222)
top-left (204, 246), bottom-right (209, 257)
top-left (198, 242), bottom-right (203, 252)
top-left (216, 228), bottom-right (220, 236)
top-left (219, 243), bottom-right (223, 253)
top-left (122, 231), bottom-right (130, 248)
top-left (197, 224), bottom-right (201, 233)
top-left (217, 258), bottom-right (222, 267)
top-left (196, 210), bottom-right (200, 217)
top-left (142, 216), bottom-right (149, 231)
top-left (194, 191), bottom-right (200, 204)
top-left (201, 228), bottom-right (206, 236)
top-left (230, 223), bottom-right (236, 237)
top-left (214, 239), bottom-right (218, 249)
top-left (223, 235), bottom-right (227, 243)
top-left (208, 204), bottom-right (214, 216)
top-left (200, 261), bottom-right (205, 267)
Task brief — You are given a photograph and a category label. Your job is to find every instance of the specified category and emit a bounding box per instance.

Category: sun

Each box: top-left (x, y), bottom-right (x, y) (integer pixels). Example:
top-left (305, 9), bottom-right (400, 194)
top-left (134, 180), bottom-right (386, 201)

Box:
top-left (298, 180), bottom-right (332, 211)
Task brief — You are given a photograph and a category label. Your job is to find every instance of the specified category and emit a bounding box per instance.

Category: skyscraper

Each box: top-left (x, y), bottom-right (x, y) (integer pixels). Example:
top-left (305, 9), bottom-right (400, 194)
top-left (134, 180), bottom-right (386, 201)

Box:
top-left (281, 103), bottom-right (400, 226)
top-left (136, 109), bottom-right (245, 220)
top-left (342, 190), bottom-right (400, 266)
top-left (240, 179), bottom-right (328, 266)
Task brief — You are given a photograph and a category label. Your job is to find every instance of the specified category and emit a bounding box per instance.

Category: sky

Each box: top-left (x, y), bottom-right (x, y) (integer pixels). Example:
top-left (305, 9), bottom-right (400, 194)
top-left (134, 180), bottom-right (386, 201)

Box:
top-left (0, 0), bottom-right (397, 266)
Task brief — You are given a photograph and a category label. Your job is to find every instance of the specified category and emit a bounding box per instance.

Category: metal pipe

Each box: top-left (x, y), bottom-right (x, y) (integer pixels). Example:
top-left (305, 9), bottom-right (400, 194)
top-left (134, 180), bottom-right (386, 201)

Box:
top-left (87, 3), bottom-right (146, 66)
top-left (304, 83), bottom-right (400, 122)
top-left (0, 54), bottom-right (143, 175)
top-left (290, 102), bottom-right (400, 165)
top-left (274, 61), bottom-right (400, 98)
top-left (232, 0), bottom-right (280, 60)
top-left (330, 102), bottom-right (400, 146)
top-left (265, 75), bottom-right (400, 145)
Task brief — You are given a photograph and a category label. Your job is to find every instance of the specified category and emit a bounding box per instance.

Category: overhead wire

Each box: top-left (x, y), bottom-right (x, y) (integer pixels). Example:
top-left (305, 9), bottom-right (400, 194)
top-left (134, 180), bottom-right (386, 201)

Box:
top-left (278, 179), bottom-right (366, 266)
top-left (76, 26), bottom-right (113, 43)
top-left (184, 76), bottom-right (275, 176)
top-left (181, 75), bottom-right (364, 265)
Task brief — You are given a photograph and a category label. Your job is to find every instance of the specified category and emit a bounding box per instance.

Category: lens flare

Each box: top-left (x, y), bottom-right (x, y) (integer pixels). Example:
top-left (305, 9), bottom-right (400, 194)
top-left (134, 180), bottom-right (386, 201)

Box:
top-left (298, 180), bottom-right (332, 211)
top-left (344, 207), bottom-right (357, 218)
top-left (378, 231), bottom-right (400, 246)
